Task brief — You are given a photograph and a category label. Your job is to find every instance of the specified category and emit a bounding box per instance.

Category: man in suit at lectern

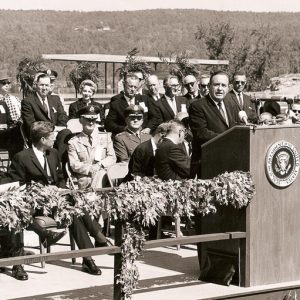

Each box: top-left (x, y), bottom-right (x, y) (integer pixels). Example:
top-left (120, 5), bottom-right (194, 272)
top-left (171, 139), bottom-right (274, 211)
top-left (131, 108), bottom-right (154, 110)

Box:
top-left (189, 71), bottom-right (240, 273)
top-left (189, 71), bottom-right (240, 178)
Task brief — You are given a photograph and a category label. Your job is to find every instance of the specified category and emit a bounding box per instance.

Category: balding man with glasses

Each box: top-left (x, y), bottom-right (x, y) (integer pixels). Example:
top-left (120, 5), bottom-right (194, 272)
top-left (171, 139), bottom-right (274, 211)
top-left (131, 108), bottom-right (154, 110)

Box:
top-left (225, 71), bottom-right (257, 123)
top-left (156, 75), bottom-right (187, 123)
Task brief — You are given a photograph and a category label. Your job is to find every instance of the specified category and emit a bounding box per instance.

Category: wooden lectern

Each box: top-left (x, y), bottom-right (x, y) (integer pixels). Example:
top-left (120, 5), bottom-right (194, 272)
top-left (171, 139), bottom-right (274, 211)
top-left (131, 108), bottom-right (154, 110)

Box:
top-left (200, 125), bottom-right (300, 287)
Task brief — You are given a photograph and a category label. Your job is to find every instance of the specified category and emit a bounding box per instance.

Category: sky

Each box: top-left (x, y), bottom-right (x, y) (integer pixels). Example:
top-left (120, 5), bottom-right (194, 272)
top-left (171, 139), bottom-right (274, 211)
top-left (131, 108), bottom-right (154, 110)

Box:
top-left (1, 0), bottom-right (300, 12)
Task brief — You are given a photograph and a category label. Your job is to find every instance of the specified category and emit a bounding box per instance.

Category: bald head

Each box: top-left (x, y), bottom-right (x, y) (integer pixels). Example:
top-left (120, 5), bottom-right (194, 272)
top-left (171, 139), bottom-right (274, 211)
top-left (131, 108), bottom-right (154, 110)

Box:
top-left (147, 75), bottom-right (160, 97)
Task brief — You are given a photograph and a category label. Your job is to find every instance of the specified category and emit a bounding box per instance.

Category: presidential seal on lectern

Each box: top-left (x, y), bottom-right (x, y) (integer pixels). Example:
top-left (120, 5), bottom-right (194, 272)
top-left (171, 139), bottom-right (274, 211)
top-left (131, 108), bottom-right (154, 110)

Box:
top-left (265, 140), bottom-right (300, 188)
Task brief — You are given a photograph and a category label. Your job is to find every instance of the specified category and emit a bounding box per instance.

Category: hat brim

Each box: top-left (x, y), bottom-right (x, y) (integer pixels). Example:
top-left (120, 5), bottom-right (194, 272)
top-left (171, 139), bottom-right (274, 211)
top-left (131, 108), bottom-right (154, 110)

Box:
top-left (81, 115), bottom-right (98, 120)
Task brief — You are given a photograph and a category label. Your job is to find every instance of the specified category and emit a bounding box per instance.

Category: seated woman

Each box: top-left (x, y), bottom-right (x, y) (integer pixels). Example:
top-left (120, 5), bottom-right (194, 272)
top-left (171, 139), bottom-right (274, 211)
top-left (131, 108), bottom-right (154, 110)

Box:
top-left (68, 79), bottom-right (105, 127)
top-left (68, 105), bottom-right (116, 189)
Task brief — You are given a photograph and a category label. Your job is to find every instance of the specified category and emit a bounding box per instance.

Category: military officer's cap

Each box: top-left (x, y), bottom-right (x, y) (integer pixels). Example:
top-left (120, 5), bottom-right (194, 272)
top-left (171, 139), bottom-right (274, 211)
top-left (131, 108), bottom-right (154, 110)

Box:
top-left (78, 105), bottom-right (100, 119)
top-left (124, 105), bottom-right (144, 118)
top-left (39, 69), bottom-right (58, 81)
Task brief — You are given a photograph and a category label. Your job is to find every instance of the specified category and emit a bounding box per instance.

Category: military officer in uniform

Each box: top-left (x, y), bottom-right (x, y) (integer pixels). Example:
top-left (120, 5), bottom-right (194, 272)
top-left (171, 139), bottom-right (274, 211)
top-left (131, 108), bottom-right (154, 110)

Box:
top-left (68, 105), bottom-right (116, 189)
top-left (113, 105), bottom-right (151, 162)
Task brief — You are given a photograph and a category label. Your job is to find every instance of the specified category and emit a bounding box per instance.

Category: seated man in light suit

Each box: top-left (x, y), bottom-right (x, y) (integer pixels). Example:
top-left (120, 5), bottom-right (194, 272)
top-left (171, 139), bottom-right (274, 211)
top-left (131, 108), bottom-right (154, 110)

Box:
top-left (68, 105), bottom-right (116, 189)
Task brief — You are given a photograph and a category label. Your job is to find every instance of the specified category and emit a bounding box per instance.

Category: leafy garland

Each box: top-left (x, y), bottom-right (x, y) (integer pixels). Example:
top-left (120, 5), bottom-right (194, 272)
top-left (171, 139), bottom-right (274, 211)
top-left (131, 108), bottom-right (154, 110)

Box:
top-left (0, 171), bottom-right (254, 299)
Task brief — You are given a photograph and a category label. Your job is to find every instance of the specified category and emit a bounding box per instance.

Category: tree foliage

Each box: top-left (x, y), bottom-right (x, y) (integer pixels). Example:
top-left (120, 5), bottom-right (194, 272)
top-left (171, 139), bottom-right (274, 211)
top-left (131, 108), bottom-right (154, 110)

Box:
top-left (16, 57), bottom-right (47, 98)
top-left (68, 62), bottom-right (101, 97)
top-left (2, 9), bottom-right (300, 92)
top-left (117, 48), bottom-right (153, 80)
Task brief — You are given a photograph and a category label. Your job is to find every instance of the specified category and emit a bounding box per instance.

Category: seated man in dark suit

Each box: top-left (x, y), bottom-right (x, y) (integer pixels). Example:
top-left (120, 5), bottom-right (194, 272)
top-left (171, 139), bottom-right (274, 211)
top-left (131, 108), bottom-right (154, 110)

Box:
top-left (156, 75), bottom-right (188, 123)
top-left (7, 121), bottom-right (107, 276)
top-left (21, 72), bottom-right (71, 160)
top-left (125, 122), bottom-right (169, 181)
top-left (145, 74), bottom-right (164, 101)
top-left (21, 73), bottom-right (68, 138)
top-left (155, 120), bottom-right (191, 181)
top-left (105, 73), bottom-right (160, 135)
top-left (4, 121), bottom-right (66, 280)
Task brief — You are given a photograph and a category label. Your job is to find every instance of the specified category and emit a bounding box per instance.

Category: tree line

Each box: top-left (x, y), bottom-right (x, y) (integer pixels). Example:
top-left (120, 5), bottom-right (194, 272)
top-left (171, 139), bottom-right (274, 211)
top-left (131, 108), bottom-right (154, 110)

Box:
top-left (1, 9), bottom-right (300, 91)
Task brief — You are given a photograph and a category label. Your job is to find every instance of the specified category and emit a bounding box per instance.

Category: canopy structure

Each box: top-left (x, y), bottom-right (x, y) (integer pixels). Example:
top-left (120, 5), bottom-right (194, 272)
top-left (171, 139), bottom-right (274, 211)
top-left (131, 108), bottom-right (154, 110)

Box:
top-left (42, 53), bottom-right (229, 93)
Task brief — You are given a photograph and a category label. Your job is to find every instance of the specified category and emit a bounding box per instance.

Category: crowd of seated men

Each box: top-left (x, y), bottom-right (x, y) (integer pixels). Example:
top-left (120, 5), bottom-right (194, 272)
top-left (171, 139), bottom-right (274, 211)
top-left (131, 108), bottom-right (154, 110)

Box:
top-left (0, 67), bottom-right (262, 281)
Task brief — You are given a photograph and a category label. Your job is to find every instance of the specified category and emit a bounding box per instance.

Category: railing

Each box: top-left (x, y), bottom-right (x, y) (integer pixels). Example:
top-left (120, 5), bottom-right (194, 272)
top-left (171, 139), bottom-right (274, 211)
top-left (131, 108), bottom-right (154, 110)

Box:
top-left (0, 223), bottom-right (246, 300)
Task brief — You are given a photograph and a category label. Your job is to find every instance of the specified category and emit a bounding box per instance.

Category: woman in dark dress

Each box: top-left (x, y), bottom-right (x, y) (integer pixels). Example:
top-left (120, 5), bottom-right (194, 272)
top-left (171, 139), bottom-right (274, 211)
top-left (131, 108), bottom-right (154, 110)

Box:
top-left (68, 79), bottom-right (105, 126)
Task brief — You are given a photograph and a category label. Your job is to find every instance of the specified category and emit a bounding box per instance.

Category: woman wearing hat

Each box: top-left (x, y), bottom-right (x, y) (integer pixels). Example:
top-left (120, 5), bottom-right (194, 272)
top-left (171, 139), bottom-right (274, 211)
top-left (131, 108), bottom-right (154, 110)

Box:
top-left (68, 79), bottom-right (105, 127)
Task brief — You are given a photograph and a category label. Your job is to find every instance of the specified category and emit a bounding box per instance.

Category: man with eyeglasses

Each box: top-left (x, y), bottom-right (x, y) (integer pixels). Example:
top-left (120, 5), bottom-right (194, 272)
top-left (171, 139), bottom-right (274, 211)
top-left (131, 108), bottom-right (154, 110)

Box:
top-left (199, 74), bottom-right (210, 98)
top-left (225, 71), bottom-right (257, 123)
top-left (113, 105), bottom-right (151, 162)
top-left (105, 74), bottom-right (160, 135)
top-left (183, 75), bottom-right (201, 110)
top-left (156, 75), bottom-right (188, 122)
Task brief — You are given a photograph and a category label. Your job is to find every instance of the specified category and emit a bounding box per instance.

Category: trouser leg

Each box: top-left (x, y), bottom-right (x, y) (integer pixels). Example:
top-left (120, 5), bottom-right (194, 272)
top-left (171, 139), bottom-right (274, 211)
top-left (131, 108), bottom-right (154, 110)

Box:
top-left (81, 212), bottom-right (107, 246)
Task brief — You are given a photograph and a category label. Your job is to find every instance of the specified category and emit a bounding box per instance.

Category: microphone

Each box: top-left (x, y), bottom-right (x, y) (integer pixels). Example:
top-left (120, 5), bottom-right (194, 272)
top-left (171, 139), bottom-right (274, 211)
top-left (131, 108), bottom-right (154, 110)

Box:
top-left (239, 110), bottom-right (248, 125)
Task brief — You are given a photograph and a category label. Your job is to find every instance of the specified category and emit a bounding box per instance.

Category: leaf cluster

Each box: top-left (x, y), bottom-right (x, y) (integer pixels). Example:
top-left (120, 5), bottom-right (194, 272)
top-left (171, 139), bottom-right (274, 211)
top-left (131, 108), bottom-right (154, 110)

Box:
top-left (117, 48), bottom-right (153, 80)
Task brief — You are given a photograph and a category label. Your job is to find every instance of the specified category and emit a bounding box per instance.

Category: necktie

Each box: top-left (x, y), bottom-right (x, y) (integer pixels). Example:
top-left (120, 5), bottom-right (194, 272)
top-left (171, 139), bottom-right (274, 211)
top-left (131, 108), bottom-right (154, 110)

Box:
top-left (42, 97), bottom-right (49, 117)
top-left (44, 153), bottom-right (54, 184)
top-left (88, 135), bottom-right (92, 146)
top-left (171, 98), bottom-right (177, 115)
top-left (238, 93), bottom-right (243, 107)
top-left (43, 153), bottom-right (48, 173)
top-left (217, 102), bottom-right (228, 125)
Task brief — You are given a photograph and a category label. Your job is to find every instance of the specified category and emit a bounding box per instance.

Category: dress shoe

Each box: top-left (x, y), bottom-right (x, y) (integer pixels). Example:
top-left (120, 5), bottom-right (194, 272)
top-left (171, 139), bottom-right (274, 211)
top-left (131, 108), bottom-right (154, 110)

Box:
top-left (82, 259), bottom-right (102, 275)
top-left (12, 265), bottom-right (28, 281)
top-left (0, 267), bottom-right (6, 273)
top-left (43, 230), bottom-right (67, 246)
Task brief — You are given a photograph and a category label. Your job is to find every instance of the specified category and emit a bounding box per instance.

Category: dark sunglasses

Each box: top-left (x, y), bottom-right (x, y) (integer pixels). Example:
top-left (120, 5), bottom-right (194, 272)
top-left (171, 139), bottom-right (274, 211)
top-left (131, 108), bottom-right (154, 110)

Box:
top-left (0, 80), bottom-right (11, 85)
top-left (185, 81), bottom-right (196, 86)
top-left (82, 117), bottom-right (97, 122)
top-left (129, 115), bottom-right (143, 121)
top-left (235, 81), bottom-right (246, 85)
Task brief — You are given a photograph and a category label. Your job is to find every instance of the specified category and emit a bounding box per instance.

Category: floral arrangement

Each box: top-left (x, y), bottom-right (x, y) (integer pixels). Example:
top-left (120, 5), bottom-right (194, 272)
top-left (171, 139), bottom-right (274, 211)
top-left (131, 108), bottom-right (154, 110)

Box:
top-left (0, 171), bottom-right (254, 299)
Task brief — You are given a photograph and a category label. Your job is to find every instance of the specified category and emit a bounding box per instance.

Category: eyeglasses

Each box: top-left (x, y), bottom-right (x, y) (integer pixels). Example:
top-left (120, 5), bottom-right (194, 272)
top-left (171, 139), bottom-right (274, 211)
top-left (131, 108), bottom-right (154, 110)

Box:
top-left (82, 117), bottom-right (97, 122)
top-left (129, 115), bottom-right (143, 121)
top-left (185, 82), bottom-right (196, 86)
top-left (170, 84), bottom-right (179, 88)
top-left (200, 84), bottom-right (209, 88)
top-left (235, 81), bottom-right (246, 85)
top-left (0, 81), bottom-right (10, 85)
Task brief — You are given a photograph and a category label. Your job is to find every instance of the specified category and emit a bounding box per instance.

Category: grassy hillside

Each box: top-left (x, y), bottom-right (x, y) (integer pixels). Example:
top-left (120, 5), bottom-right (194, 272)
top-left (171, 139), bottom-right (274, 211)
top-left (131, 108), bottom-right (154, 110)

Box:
top-left (1, 9), bottom-right (300, 90)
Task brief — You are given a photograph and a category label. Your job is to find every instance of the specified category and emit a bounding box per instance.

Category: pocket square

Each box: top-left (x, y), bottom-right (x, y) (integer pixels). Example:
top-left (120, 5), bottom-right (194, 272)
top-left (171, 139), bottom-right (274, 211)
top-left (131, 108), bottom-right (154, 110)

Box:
top-left (52, 107), bottom-right (57, 113)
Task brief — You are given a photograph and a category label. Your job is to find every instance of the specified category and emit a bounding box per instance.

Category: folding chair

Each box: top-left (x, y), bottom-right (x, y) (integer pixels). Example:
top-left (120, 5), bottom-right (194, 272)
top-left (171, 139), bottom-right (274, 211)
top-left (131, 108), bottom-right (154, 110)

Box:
top-left (105, 162), bottom-right (129, 236)
top-left (107, 162), bottom-right (129, 187)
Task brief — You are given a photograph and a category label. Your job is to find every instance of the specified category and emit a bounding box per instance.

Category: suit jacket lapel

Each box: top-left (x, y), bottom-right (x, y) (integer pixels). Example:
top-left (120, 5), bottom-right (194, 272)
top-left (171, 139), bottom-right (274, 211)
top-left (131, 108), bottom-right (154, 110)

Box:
top-left (161, 96), bottom-right (175, 118)
top-left (230, 91), bottom-right (242, 110)
top-left (29, 148), bottom-right (48, 178)
top-left (207, 96), bottom-right (228, 127)
top-left (34, 93), bottom-right (49, 119)
top-left (46, 150), bottom-right (57, 182)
